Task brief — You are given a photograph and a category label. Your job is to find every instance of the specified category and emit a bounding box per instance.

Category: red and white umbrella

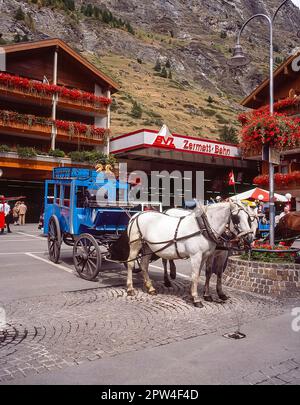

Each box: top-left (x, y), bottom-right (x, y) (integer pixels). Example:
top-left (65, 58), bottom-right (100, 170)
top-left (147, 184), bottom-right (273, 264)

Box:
top-left (231, 188), bottom-right (288, 202)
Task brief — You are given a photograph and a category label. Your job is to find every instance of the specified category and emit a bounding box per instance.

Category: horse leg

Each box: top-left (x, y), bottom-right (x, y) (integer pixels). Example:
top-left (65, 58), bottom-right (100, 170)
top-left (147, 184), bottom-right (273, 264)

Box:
top-left (169, 260), bottom-right (176, 280)
top-left (203, 255), bottom-right (213, 302)
top-left (141, 246), bottom-right (156, 295)
top-left (126, 240), bottom-right (142, 296)
top-left (162, 259), bottom-right (172, 288)
top-left (217, 251), bottom-right (229, 301)
top-left (190, 252), bottom-right (204, 308)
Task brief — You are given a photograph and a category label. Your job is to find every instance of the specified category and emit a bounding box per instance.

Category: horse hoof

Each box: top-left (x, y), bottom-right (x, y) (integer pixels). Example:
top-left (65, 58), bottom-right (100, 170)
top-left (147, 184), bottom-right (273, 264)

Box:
top-left (204, 295), bottom-right (213, 302)
top-left (164, 280), bottom-right (172, 288)
top-left (127, 289), bottom-right (135, 297)
top-left (149, 289), bottom-right (157, 295)
top-left (193, 301), bottom-right (204, 308)
top-left (219, 294), bottom-right (229, 301)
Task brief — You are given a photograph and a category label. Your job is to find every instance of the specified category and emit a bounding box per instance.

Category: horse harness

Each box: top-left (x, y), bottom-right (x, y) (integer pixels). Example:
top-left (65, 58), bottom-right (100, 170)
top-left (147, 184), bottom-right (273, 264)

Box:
top-left (128, 204), bottom-right (248, 259)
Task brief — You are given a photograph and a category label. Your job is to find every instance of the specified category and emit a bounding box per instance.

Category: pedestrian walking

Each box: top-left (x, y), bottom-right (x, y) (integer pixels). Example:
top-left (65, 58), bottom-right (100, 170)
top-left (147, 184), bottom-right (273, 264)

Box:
top-left (18, 201), bottom-right (27, 226)
top-left (13, 201), bottom-right (20, 225)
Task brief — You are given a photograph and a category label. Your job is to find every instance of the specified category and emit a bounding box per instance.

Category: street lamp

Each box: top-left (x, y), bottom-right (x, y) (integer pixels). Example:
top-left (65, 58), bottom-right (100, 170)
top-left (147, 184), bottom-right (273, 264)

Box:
top-left (229, 0), bottom-right (291, 247)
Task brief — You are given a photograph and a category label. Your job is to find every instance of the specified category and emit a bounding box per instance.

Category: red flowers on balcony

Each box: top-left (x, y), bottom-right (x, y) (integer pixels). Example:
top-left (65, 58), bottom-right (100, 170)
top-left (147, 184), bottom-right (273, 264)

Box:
top-left (253, 171), bottom-right (300, 187)
top-left (0, 72), bottom-right (112, 107)
top-left (239, 112), bottom-right (300, 155)
top-left (0, 109), bottom-right (107, 141)
top-left (55, 120), bottom-right (107, 139)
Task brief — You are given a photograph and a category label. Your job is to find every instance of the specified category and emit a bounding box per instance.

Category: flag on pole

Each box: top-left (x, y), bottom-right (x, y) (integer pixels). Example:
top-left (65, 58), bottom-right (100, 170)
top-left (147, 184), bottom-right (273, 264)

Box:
top-left (228, 170), bottom-right (235, 186)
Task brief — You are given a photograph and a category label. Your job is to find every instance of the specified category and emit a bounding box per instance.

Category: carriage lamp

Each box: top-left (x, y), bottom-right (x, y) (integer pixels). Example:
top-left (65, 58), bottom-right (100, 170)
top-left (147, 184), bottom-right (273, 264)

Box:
top-left (0, 169), bottom-right (3, 178)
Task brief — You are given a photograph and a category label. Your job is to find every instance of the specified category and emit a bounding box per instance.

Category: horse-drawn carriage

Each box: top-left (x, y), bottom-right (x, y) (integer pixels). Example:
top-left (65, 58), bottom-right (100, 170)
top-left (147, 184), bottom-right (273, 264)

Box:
top-left (44, 167), bottom-right (160, 280)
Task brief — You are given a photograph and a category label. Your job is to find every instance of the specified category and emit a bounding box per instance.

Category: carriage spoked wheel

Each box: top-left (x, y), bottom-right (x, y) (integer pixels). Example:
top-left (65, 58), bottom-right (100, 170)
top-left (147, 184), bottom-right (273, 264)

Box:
top-left (48, 215), bottom-right (62, 263)
top-left (73, 233), bottom-right (101, 281)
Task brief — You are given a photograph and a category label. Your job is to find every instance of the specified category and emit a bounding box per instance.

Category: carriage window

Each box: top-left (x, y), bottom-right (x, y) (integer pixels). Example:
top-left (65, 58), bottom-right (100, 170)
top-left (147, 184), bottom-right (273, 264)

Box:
top-left (63, 185), bottom-right (71, 207)
top-left (47, 184), bottom-right (55, 205)
top-left (76, 186), bottom-right (88, 208)
top-left (55, 185), bottom-right (61, 205)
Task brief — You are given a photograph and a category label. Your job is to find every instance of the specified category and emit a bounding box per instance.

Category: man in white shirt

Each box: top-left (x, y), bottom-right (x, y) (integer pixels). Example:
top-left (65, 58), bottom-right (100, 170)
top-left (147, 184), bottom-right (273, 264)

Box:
top-left (0, 197), bottom-right (12, 233)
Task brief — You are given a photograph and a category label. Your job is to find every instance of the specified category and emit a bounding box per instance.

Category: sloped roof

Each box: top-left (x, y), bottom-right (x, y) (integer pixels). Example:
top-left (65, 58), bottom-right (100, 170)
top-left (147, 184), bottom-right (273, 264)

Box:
top-left (1, 38), bottom-right (119, 93)
top-left (241, 50), bottom-right (300, 109)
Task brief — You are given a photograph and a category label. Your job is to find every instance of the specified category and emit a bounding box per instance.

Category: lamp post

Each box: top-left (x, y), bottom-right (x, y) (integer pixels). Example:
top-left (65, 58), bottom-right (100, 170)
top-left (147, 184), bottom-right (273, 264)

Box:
top-left (229, 0), bottom-right (291, 247)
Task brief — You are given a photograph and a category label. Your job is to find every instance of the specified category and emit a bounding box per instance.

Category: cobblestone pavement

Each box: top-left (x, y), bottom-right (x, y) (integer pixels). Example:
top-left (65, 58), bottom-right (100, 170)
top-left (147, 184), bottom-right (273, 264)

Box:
top-left (237, 358), bottom-right (300, 385)
top-left (0, 276), bottom-right (288, 383)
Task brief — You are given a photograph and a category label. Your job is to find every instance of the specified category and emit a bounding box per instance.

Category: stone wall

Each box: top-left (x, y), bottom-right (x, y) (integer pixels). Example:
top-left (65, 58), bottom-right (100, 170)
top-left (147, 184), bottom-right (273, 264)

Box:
top-left (223, 257), bottom-right (300, 297)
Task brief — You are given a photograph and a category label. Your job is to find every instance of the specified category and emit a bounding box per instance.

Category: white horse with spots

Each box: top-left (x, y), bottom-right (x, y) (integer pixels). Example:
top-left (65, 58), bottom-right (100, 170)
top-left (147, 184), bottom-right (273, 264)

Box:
top-left (126, 201), bottom-right (253, 307)
top-left (163, 204), bottom-right (259, 301)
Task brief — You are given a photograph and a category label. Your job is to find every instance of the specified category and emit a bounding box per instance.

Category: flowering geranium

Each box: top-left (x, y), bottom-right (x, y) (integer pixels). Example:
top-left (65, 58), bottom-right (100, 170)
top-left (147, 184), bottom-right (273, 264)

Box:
top-left (240, 112), bottom-right (300, 155)
top-left (253, 171), bottom-right (300, 187)
top-left (0, 72), bottom-right (112, 107)
top-left (0, 108), bottom-right (107, 141)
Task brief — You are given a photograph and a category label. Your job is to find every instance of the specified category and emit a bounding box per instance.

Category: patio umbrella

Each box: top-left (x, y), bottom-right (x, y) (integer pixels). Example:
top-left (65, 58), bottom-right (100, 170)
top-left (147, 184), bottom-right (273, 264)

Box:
top-left (231, 188), bottom-right (288, 202)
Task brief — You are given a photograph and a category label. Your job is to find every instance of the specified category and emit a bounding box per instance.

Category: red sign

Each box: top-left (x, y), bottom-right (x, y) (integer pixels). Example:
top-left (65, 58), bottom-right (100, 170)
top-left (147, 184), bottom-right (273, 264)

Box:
top-left (153, 135), bottom-right (176, 149)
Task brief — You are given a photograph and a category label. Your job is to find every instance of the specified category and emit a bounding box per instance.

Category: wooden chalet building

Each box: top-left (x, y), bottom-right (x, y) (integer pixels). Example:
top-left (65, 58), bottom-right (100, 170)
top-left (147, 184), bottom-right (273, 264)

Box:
top-left (241, 50), bottom-right (300, 209)
top-left (0, 38), bottom-right (118, 220)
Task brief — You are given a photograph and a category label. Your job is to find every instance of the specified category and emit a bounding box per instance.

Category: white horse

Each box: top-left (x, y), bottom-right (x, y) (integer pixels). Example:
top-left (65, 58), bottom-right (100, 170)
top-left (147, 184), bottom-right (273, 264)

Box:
top-left (126, 201), bottom-right (253, 307)
top-left (163, 204), bottom-right (259, 301)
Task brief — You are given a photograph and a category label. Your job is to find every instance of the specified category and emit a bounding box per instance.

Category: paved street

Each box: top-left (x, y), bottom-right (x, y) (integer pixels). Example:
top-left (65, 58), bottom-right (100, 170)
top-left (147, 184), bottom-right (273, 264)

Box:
top-left (0, 224), bottom-right (299, 385)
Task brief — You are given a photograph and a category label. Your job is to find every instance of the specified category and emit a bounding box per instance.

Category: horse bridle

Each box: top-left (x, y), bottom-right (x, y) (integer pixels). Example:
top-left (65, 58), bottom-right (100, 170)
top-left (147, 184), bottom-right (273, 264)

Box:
top-left (229, 202), bottom-right (254, 240)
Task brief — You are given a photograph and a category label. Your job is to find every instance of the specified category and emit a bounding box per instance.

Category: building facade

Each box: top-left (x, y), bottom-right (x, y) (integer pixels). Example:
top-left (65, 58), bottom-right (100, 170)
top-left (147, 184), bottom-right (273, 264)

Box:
top-left (241, 50), bottom-right (300, 209)
top-left (110, 129), bottom-right (258, 205)
top-left (0, 38), bottom-right (118, 220)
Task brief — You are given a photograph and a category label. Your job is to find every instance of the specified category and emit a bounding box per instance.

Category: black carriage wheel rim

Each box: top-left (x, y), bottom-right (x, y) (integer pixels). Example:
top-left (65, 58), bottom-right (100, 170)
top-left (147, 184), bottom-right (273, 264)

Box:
top-left (74, 236), bottom-right (100, 278)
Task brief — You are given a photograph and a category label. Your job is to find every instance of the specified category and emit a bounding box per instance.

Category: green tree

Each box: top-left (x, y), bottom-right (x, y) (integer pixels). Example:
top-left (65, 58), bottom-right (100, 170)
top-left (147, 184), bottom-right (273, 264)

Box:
top-left (131, 101), bottom-right (142, 118)
top-left (160, 66), bottom-right (168, 78)
top-left (207, 96), bottom-right (214, 104)
top-left (168, 70), bottom-right (172, 79)
top-left (154, 59), bottom-right (161, 72)
top-left (166, 59), bottom-right (171, 69)
top-left (15, 7), bottom-right (25, 21)
top-left (219, 125), bottom-right (239, 144)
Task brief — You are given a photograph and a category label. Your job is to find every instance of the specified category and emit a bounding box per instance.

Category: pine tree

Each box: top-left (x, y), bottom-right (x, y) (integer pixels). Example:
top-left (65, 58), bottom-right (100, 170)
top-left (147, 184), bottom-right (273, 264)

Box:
top-left (154, 59), bottom-right (161, 72)
top-left (15, 7), bottom-right (25, 21)
top-left (160, 66), bottom-right (168, 78)
top-left (131, 101), bottom-right (142, 119)
top-left (207, 96), bottom-right (214, 104)
top-left (219, 125), bottom-right (239, 144)
top-left (165, 59), bottom-right (171, 69)
top-left (168, 70), bottom-right (172, 79)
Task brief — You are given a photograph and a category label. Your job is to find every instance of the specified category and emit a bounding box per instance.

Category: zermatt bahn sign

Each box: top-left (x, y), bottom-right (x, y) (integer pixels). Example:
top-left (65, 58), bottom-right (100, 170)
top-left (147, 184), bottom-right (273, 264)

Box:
top-left (110, 128), bottom-right (240, 159)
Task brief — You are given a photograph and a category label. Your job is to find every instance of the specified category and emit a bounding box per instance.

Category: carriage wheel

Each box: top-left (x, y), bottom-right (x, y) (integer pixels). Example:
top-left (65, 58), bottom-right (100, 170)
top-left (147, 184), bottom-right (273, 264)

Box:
top-left (73, 234), bottom-right (101, 281)
top-left (48, 215), bottom-right (62, 263)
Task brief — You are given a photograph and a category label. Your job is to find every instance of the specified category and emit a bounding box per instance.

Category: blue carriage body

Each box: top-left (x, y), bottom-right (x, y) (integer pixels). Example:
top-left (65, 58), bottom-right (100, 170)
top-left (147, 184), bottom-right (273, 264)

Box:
top-left (44, 167), bottom-right (140, 237)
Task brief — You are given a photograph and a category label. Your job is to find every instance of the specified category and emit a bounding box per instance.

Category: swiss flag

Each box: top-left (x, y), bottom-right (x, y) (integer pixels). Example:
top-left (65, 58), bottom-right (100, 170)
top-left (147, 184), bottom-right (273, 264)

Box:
top-left (228, 170), bottom-right (235, 186)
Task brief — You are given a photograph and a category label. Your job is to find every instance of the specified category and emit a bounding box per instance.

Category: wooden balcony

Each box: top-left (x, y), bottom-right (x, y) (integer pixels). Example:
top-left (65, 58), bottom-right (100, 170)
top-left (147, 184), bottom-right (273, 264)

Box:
top-left (0, 114), bottom-right (105, 146)
top-left (0, 81), bottom-right (108, 116)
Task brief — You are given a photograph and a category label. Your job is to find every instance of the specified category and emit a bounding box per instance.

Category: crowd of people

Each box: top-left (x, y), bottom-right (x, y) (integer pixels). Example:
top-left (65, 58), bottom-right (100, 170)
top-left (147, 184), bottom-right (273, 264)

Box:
top-left (0, 198), bottom-right (27, 234)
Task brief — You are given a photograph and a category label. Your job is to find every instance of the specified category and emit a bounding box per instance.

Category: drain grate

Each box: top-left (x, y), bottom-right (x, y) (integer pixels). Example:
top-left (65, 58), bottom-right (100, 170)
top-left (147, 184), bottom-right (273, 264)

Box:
top-left (223, 331), bottom-right (246, 339)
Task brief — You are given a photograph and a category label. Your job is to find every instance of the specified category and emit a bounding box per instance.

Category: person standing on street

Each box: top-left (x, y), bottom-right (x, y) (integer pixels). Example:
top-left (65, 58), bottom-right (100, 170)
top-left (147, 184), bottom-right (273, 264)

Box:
top-left (18, 201), bottom-right (27, 226)
top-left (0, 198), bottom-right (12, 234)
top-left (13, 201), bottom-right (20, 225)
